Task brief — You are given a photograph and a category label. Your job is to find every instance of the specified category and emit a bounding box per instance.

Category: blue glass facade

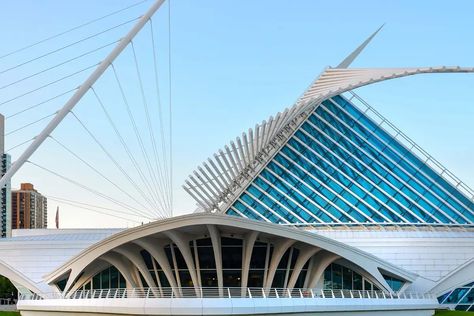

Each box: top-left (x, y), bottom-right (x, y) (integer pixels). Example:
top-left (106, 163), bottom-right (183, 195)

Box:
top-left (227, 95), bottom-right (474, 225)
top-left (438, 282), bottom-right (474, 311)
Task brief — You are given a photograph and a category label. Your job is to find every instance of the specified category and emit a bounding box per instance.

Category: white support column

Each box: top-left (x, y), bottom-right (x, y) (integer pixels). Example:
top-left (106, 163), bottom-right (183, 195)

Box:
top-left (65, 260), bottom-right (110, 295)
top-left (264, 239), bottom-right (295, 289)
top-left (0, 0), bottom-right (166, 189)
top-left (113, 246), bottom-right (157, 290)
top-left (206, 225), bottom-right (223, 296)
top-left (164, 231), bottom-right (201, 291)
top-left (307, 252), bottom-right (340, 289)
top-left (133, 239), bottom-right (179, 292)
top-left (286, 247), bottom-right (320, 290)
top-left (241, 231), bottom-right (259, 296)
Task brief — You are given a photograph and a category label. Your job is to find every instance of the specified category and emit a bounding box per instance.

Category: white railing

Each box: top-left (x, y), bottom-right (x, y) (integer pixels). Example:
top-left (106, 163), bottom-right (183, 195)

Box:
top-left (19, 287), bottom-right (436, 301)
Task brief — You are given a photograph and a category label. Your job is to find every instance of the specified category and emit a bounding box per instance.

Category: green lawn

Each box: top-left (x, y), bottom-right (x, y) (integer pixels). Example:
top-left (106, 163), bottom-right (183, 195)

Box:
top-left (435, 310), bottom-right (473, 315)
top-left (0, 312), bottom-right (19, 316)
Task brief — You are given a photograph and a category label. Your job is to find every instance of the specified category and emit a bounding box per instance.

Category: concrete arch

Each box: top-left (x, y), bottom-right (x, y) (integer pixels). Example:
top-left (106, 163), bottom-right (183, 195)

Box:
top-left (287, 246), bottom-right (320, 290)
top-left (46, 214), bottom-right (417, 295)
top-left (264, 239), bottom-right (295, 288)
top-left (113, 245), bottom-right (157, 289)
top-left (430, 257), bottom-right (474, 296)
top-left (0, 258), bottom-right (44, 295)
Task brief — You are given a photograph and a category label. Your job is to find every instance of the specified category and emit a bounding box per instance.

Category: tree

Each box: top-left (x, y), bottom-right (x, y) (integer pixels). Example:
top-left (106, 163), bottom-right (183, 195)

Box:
top-left (0, 276), bottom-right (17, 299)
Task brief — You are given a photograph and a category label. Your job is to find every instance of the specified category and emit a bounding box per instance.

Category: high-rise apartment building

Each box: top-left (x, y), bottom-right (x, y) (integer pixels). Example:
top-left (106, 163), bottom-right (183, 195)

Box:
top-left (0, 114), bottom-right (11, 238)
top-left (11, 183), bottom-right (47, 229)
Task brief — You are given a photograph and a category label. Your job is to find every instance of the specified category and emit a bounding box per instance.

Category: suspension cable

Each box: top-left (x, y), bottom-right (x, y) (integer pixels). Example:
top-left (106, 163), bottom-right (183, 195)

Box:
top-left (168, 0), bottom-right (174, 216)
top-left (0, 17), bottom-right (140, 75)
top-left (90, 86), bottom-right (165, 217)
top-left (47, 194), bottom-right (150, 218)
top-left (0, 63), bottom-right (98, 107)
top-left (6, 138), bottom-right (35, 152)
top-left (49, 135), bottom-right (155, 217)
top-left (0, 40), bottom-right (119, 90)
top-left (69, 110), bottom-right (163, 218)
top-left (6, 88), bottom-right (78, 119)
top-left (130, 41), bottom-right (170, 213)
top-left (27, 160), bottom-right (150, 217)
top-left (109, 63), bottom-right (168, 217)
top-left (5, 112), bottom-right (57, 136)
top-left (0, 0), bottom-right (149, 60)
top-left (149, 19), bottom-right (171, 215)
top-left (47, 196), bottom-right (144, 224)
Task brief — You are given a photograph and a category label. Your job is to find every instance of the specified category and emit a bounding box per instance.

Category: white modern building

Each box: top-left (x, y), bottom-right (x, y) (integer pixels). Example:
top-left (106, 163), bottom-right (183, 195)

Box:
top-left (0, 3), bottom-right (473, 315)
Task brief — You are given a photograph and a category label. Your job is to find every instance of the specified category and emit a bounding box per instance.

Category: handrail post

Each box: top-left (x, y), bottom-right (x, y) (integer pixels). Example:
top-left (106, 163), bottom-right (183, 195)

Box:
top-left (247, 288), bottom-right (252, 298)
top-left (321, 289), bottom-right (325, 298)
top-left (310, 289), bottom-right (314, 298)
top-left (275, 289), bottom-right (279, 299)
top-left (262, 288), bottom-right (266, 299)
top-left (288, 288), bottom-right (292, 298)
top-left (227, 288), bottom-right (231, 299)
top-left (331, 290), bottom-right (334, 298)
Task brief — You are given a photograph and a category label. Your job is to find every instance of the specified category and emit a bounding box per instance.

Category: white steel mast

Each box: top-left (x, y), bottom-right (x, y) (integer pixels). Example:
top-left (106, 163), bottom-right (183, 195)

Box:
top-left (0, 0), bottom-right (166, 189)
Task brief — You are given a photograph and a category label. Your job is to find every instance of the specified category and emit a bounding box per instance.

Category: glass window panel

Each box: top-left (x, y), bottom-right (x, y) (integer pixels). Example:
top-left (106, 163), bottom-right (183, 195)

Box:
top-left (445, 288), bottom-right (469, 304)
top-left (271, 270), bottom-right (286, 288)
top-left (250, 244), bottom-right (267, 269)
top-left (248, 270), bottom-right (265, 287)
top-left (222, 243), bottom-right (242, 269)
top-left (459, 288), bottom-right (474, 304)
top-left (223, 270), bottom-right (241, 287)
top-left (277, 249), bottom-right (291, 269)
top-left (323, 266), bottom-right (332, 289)
top-left (197, 246), bottom-right (215, 269)
top-left (140, 250), bottom-right (154, 270)
top-left (200, 270), bottom-right (218, 287)
top-left (342, 267), bottom-right (353, 290)
top-left (173, 246), bottom-right (188, 270)
top-left (179, 271), bottom-right (193, 288)
top-left (158, 271), bottom-right (170, 287)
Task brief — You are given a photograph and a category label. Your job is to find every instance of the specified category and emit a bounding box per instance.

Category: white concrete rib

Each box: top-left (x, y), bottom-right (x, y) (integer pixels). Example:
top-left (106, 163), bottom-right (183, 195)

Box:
top-left (183, 66), bottom-right (474, 213)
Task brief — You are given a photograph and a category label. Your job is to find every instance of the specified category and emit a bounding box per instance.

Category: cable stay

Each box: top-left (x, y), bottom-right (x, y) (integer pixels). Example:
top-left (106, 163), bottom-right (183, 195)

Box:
top-left (0, 63), bottom-right (99, 107)
top-left (69, 110), bottom-right (165, 218)
top-left (6, 88), bottom-right (78, 119)
top-left (48, 135), bottom-right (156, 217)
top-left (0, 0), bottom-right (174, 226)
top-left (27, 160), bottom-right (152, 219)
top-left (109, 63), bottom-right (169, 216)
top-left (0, 0), bottom-right (150, 60)
top-left (0, 40), bottom-right (119, 91)
top-left (90, 87), bottom-right (168, 218)
top-left (5, 112), bottom-right (57, 136)
top-left (0, 17), bottom-right (140, 76)
top-left (46, 197), bottom-right (144, 224)
top-left (130, 40), bottom-right (171, 213)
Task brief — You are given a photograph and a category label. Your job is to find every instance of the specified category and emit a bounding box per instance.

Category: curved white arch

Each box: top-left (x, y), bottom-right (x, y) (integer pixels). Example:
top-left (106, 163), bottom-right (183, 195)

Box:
top-left (45, 214), bottom-right (417, 295)
top-left (0, 258), bottom-right (44, 295)
top-left (429, 257), bottom-right (474, 296)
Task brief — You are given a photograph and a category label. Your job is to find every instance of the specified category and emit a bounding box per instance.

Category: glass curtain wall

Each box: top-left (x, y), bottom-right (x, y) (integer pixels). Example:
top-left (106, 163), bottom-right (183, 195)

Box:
top-left (226, 95), bottom-right (474, 225)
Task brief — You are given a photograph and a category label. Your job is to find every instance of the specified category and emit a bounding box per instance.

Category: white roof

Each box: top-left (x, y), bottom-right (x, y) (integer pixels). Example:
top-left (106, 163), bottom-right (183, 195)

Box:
top-left (0, 228), bottom-right (121, 292)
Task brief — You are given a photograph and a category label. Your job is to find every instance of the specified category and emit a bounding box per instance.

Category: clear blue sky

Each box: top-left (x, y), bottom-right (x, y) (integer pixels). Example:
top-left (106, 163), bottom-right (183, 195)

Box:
top-left (1, 0), bottom-right (473, 228)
